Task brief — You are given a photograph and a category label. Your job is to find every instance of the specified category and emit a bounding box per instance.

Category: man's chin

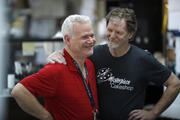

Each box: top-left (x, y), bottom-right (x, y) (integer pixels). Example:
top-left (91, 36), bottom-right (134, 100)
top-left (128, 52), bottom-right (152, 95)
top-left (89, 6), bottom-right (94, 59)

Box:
top-left (108, 43), bottom-right (119, 49)
top-left (85, 50), bottom-right (93, 57)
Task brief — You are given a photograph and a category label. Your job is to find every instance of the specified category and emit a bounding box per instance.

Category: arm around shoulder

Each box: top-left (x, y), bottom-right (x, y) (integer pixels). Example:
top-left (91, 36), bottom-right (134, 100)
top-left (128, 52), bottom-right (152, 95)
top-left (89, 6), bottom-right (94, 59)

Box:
top-left (46, 50), bottom-right (66, 64)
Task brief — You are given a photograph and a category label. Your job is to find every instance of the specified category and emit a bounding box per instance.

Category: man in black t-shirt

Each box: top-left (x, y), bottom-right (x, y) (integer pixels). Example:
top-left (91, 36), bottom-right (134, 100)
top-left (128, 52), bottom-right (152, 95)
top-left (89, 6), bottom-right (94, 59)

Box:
top-left (90, 44), bottom-right (172, 120)
top-left (47, 8), bottom-right (180, 120)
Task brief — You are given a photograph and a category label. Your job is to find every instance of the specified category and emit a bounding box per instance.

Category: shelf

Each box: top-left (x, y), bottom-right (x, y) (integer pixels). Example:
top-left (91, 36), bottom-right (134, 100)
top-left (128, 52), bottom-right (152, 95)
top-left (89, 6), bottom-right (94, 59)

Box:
top-left (9, 37), bottom-right (63, 42)
top-left (0, 89), bottom-right (12, 98)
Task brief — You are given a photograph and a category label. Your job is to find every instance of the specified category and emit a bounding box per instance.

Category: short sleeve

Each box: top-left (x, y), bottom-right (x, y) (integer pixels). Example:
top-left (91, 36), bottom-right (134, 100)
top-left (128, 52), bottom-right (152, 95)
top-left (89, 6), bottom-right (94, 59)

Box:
top-left (19, 64), bottom-right (57, 97)
top-left (142, 53), bottom-right (171, 85)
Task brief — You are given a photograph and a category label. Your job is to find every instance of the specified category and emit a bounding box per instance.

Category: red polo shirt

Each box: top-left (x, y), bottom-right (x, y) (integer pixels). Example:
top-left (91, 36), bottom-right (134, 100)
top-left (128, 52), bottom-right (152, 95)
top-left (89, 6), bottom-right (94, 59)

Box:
top-left (20, 49), bottom-right (98, 120)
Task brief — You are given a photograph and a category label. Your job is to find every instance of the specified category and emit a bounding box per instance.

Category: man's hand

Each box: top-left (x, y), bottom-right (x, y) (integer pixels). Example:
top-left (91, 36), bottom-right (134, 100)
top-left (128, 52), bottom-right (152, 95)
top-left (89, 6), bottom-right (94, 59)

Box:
top-left (41, 112), bottom-right (54, 120)
top-left (46, 50), bottom-right (66, 64)
top-left (128, 109), bottom-right (157, 120)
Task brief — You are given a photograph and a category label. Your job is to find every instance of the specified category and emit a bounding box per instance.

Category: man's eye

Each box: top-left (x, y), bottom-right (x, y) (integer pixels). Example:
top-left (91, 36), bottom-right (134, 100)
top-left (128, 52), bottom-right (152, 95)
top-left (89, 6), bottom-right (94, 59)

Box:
top-left (83, 36), bottom-right (88, 39)
top-left (108, 29), bottom-right (112, 32)
top-left (116, 32), bottom-right (121, 34)
top-left (91, 35), bottom-right (94, 38)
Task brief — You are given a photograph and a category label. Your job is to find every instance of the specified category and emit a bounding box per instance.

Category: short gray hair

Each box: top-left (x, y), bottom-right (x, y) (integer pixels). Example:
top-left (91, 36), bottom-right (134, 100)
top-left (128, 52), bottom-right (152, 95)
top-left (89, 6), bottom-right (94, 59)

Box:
top-left (61, 14), bottom-right (91, 40)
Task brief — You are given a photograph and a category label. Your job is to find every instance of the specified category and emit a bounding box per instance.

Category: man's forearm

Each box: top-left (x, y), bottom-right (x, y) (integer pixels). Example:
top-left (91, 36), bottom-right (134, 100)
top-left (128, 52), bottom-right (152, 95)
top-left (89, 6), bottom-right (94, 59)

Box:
top-left (151, 73), bottom-right (180, 117)
top-left (11, 83), bottom-right (53, 120)
top-left (151, 85), bottom-right (179, 116)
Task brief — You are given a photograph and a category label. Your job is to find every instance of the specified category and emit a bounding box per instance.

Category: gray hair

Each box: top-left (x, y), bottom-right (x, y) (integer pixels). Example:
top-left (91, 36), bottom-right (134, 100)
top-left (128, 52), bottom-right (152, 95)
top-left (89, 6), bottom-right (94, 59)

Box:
top-left (106, 8), bottom-right (137, 34)
top-left (61, 14), bottom-right (91, 40)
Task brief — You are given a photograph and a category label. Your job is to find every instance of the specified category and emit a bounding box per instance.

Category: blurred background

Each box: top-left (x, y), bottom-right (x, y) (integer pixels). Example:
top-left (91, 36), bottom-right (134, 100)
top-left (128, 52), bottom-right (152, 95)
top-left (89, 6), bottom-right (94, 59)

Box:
top-left (0, 0), bottom-right (180, 119)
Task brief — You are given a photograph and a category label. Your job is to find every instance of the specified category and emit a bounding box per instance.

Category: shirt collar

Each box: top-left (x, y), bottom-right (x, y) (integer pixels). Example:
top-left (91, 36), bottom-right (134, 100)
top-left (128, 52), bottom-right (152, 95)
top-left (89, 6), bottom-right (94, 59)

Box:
top-left (63, 48), bottom-right (79, 72)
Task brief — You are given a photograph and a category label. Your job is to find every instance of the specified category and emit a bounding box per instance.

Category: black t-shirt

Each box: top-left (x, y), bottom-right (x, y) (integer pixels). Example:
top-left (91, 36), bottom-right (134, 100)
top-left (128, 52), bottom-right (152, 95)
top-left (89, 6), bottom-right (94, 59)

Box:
top-left (89, 44), bottom-right (171, 120)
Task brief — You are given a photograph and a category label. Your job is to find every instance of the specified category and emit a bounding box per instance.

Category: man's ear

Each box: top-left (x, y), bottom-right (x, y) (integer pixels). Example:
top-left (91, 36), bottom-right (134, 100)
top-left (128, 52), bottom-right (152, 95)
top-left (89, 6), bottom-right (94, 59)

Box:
top-left (64, 35), bottom-right (71, 46)
top-left (128, 32), bottom-right (134, 40)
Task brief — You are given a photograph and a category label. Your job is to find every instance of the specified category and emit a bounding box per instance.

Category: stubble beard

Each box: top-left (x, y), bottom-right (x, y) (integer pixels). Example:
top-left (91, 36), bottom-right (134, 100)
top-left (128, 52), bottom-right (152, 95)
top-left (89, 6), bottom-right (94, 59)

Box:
top-left (107, 38), bottom-right (120, 49)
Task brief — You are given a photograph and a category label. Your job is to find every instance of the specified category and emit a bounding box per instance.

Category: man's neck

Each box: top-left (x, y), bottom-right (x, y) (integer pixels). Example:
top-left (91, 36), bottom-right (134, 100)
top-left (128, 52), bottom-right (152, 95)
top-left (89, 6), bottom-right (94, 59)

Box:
top-left (72, 56), bottom-right (86, 78)
top-left (65, 47), bottom-right (85, 72)
top-left (109, 44), bottom-right (131, 57)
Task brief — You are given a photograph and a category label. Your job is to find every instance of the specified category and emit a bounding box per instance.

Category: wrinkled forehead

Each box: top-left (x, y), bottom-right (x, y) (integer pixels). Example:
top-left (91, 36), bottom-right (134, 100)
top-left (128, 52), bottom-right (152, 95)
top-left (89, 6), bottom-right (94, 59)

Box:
top-left (107, 19), bottom-right (128, 32)
top-left (108, 18), bottom-right (126, 27)
top-left (72, 22), bottom-right (93, 35)
top-left (109, 17), bottom-right (125, 24)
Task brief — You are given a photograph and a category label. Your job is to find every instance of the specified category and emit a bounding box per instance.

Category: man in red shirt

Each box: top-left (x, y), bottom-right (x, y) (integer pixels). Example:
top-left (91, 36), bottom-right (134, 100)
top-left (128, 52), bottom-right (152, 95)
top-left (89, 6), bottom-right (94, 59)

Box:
top-left (11, 14), bottom-right (98, 120)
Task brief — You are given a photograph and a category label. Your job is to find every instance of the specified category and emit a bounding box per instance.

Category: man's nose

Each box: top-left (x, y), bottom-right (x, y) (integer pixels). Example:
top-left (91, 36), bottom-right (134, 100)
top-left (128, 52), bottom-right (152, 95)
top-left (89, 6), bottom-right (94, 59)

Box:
top-left (110, 31), bottom-right (116, 38)
top-left (88, 36), bottom-right (96, 43)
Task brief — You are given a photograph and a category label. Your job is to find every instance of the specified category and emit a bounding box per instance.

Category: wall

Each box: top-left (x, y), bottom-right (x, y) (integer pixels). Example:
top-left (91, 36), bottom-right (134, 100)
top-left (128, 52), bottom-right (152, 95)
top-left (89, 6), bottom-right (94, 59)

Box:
top-left (161, 0), bottom-right (180, 119)
top-left (0, 0), bottom-right (8, 119)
